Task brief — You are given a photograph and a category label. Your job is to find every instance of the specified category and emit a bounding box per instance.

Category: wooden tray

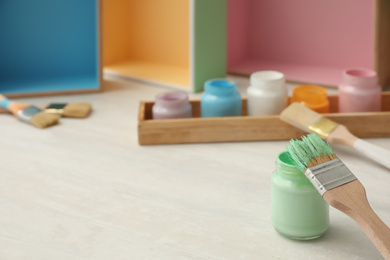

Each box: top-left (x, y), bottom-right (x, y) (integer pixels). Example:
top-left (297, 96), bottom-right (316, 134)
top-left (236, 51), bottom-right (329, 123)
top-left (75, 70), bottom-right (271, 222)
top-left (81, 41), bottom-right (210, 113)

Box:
top-left (138, 92), bottom-right (390, 145)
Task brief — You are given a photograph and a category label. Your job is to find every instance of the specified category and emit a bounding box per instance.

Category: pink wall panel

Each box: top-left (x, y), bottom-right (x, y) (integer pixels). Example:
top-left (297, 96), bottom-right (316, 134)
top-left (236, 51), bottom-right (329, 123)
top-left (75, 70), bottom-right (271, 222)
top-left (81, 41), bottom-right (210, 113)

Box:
top-left (227, 0), bottom-right (375, 85)
top-left (227, 0), bottom-right (251, 67)
top-left (248, 0), bottom-right (374, 68)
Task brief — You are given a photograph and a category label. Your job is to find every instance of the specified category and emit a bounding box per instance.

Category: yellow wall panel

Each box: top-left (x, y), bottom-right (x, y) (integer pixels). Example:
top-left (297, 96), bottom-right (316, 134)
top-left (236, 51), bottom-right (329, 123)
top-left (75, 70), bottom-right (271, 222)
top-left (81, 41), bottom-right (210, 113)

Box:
top-left (103, 0), bottom-right (189, 68)
top-left (128, 0), bottom-right (189, 68)
top-left (103, 0), bottom-right (132, 65)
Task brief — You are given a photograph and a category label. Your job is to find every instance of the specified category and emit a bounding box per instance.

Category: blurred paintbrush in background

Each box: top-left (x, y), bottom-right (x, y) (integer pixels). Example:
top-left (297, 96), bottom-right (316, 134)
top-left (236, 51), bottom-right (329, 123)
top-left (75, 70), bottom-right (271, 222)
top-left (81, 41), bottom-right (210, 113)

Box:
top-left (0, 98), bottom-right (92, 118)
top-left (0, 94), bottom-right (60, 129)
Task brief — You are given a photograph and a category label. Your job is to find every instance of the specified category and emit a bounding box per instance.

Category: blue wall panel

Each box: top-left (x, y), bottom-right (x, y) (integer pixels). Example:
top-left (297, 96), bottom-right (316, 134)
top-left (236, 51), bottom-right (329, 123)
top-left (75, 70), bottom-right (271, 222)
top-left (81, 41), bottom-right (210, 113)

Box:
top-left (0, 0), bottom-right (99, 94)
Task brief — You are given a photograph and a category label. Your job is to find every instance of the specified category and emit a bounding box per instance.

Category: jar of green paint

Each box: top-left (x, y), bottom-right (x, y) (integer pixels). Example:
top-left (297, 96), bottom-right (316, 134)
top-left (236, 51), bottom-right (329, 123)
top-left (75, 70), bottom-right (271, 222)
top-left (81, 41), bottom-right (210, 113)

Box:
top-left (271, 151), bottom-right (329, 240)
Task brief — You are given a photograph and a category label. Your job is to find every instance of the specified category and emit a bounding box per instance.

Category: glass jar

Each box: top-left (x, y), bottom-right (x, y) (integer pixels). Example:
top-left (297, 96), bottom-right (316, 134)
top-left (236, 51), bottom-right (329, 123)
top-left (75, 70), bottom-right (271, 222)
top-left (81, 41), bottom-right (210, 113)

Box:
top-left (271, 151), bottom-right (329, 240)
top-left (339, 68), bottom-right (381, 113)
top-left (152, 92), bottom-right (192, 119)
top-left (247, 71), bottom-right (288, 116)
top-left (201, 79), bottom-right (242, 117)
top-left (290, 85), bottom-right (330, 113)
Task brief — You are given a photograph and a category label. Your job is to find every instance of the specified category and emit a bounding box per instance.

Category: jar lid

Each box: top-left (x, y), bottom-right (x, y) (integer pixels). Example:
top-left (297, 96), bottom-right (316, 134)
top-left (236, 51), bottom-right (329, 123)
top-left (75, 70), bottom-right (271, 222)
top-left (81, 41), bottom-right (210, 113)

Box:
top-left (292, 85), bottom-right (327, 104)
top-left (155, 92), bottom-right (189, 108)
top-left (250, 71), bottom-right (285, 89)
top-left (204, 79), bottom-right (237, 93)
top-left (342, 68), bottom-right (378, 89)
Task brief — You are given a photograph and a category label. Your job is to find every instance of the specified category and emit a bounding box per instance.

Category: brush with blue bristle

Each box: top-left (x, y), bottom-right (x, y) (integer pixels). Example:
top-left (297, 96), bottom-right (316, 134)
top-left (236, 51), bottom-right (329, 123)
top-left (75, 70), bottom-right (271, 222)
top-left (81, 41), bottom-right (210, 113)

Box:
top-left (286, 133), bottom-right (390, 259)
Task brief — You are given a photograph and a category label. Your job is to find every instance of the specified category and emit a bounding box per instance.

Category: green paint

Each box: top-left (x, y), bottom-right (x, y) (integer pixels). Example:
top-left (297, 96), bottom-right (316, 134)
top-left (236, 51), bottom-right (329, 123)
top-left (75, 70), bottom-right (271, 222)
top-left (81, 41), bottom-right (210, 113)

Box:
top-left (279, 151), bottom-right (296, 166)
top-left (192, 0), bottom-right (227, 92)
top-left (271, 151), bottom-right (329, 240)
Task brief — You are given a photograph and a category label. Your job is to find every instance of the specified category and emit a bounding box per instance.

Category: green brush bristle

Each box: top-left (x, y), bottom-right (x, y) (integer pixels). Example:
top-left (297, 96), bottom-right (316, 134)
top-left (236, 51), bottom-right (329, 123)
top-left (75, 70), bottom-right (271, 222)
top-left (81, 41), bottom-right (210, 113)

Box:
top-left (286, 141), bottom-right (310, 172)
top-left (286, 133), bottom-right (335, 172)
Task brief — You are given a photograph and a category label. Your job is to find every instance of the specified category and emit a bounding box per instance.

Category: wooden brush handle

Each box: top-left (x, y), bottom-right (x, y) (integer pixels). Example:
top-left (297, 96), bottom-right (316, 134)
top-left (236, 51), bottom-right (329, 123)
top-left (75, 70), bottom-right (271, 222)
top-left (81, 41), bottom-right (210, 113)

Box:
top-left (0, 94), bottom-right (16, 114)
top-left (0, 94), bottom-right (9, 109)
top-left (328, 125), bottom-right (390, 170)
top-left (324, 180), bottom-right (390, 259)
top-left (0, 94), bottom-right (32, 115)
top-left (354, 139), bottom-right (390, 170)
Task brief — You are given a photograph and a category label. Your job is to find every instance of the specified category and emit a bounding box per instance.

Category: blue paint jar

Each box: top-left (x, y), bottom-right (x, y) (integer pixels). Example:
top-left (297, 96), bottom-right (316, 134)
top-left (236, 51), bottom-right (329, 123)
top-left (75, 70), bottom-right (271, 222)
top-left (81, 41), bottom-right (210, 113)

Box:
top-left (201, 79), bottom-right (242, 117)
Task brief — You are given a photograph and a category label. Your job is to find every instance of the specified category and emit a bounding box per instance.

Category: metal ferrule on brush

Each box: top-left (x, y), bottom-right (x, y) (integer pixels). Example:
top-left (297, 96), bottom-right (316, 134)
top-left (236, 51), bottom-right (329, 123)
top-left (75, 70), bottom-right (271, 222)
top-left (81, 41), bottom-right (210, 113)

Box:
top-left (17, 106), bottom-right (42, 123)
top-left (304, 158), bottom-right (357, 196)
top-left (308, 117), bottom-right (338, 139)
top-left (44, 103), bottom-right (67, 115)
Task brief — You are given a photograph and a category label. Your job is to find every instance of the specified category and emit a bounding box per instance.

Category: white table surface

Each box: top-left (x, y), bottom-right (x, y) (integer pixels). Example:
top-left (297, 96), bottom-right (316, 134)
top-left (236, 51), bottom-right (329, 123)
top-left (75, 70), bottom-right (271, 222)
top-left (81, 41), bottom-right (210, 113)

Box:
top-left (1, 75), bottom-right (389, 260)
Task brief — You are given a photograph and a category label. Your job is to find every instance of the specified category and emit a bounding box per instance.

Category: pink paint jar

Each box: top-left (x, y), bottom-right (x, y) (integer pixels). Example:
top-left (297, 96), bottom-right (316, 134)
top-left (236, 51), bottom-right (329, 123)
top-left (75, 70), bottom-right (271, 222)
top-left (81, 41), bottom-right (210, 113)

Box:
top-left (339, 69), bottom-right (381, 113)
top-left (152, 92), bottom-right (192, 119)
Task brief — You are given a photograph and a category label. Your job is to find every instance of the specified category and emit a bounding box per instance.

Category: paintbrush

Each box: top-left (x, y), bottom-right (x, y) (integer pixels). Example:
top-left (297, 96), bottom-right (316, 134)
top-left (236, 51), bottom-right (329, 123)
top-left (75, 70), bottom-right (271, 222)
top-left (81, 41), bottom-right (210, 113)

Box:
top-left (286, 133), bottom-right (390, 259)
top-left (0, 95), bottom-right (60, 129)
top-left (43, 103), bottom-right (92, 118)
top-left (0, 102), bottom-right (92, 118)
top-left (280, 102), bottom-right (390, 169)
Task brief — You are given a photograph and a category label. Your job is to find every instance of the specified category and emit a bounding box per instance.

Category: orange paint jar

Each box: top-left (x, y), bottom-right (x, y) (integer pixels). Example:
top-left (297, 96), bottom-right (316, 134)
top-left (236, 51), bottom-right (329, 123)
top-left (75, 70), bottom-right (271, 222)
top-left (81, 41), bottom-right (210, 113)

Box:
top-left (290, 85), bottom-right (330, 113)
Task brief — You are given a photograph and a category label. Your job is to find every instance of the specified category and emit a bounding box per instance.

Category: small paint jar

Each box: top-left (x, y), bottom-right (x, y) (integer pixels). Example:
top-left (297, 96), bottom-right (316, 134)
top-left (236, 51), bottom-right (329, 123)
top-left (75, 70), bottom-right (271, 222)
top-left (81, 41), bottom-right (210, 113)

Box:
top-left (201, 79), bottom-right (242, 117)
top-left (339, 69), bottom-right (381, 113)
top-left (152, 92), bottom-right (192, 119)
top-left (290, 85), bottom-right (330, 113)
top-left (271, 151), bottom-right (329, 240)
top-left (247, 71), bottom-right (288, 116)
